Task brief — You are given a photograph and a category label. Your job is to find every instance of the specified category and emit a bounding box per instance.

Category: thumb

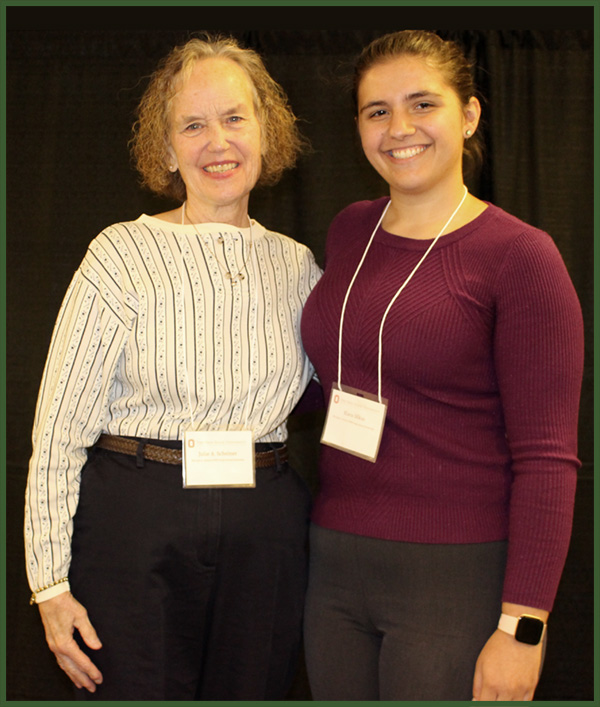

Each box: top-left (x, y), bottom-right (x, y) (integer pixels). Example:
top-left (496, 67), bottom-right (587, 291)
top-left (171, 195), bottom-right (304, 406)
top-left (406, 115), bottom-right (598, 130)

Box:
top-left (75, 615), bottom-right (102, 651)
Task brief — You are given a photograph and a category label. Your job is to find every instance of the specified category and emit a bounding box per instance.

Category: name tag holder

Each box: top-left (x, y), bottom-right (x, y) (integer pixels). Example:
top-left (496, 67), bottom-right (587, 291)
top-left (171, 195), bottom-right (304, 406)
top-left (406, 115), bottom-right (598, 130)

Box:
top-left (321, 383), bottom-right (387, 463)
top-left (182, 429), bottom-right (255, 488)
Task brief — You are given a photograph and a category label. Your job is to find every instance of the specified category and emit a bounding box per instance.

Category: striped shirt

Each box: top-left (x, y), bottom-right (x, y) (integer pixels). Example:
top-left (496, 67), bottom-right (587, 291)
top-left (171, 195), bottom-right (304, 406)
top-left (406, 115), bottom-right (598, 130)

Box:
top-left (25, 214), bottom-right (322, 600)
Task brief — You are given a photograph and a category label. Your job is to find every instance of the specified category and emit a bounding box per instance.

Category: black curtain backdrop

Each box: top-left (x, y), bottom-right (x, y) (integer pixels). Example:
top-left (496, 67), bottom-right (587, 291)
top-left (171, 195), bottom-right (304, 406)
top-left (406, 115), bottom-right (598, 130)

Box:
top-left (5, 7), bottom-right (594, 702)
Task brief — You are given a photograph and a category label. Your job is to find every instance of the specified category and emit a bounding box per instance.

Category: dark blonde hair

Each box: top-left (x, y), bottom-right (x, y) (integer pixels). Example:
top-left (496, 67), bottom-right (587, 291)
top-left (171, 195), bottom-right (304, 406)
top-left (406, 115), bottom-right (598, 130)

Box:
top-left (353, 30), bottom-right (484, 179)
top-left (131, 34), bottom-right (306, 201)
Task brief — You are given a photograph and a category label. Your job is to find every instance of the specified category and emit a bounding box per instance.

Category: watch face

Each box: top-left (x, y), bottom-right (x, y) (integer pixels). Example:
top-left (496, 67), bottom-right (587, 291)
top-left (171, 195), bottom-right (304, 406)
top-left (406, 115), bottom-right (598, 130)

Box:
top-left (515, 616), bottom-right (545, 645)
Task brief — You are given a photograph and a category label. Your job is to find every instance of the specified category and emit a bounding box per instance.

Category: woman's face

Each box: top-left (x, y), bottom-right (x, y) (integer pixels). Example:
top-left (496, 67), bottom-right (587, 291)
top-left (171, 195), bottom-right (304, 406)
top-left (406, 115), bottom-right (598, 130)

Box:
top-left (357, 55), bottom-right (480, 199)
top-left (167, 57), bottom-right (263, 224)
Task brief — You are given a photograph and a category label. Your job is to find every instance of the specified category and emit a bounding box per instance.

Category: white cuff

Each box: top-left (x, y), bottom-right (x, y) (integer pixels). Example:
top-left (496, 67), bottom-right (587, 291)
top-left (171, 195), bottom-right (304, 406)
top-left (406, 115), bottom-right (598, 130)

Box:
top-left (31, 581), bottom-right (71, 604)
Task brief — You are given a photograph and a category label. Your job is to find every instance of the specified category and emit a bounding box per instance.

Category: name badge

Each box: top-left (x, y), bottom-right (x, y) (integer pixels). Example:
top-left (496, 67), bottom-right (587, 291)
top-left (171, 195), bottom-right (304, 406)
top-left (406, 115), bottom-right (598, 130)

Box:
top-left (182, 430), bottom-right (255, 488)
top-left (321, 383), bottom-right (387, 462)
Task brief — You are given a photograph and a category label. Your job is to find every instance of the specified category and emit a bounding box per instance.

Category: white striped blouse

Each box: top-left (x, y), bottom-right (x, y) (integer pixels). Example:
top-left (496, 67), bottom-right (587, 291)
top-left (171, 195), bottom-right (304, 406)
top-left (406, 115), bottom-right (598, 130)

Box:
top-left (25, 214), bottom-right (322, 601)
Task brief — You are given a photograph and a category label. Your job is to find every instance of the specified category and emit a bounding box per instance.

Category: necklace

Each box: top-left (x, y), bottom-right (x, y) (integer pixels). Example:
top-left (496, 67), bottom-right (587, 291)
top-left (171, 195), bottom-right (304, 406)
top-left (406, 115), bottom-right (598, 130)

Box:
top-left (182, 201), bottom-right (253, 284)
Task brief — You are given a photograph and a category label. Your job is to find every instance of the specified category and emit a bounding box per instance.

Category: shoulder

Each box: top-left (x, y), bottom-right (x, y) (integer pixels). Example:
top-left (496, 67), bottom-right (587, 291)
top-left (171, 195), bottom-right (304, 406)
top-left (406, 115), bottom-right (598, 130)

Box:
top-left (462, 203), bottom-right (567, 275)
top-left (330, 197), bottom-right (390, 233)
top-left (261, 225), bottom-right (318, 263)
top-left (326, 198), bottom-right (390, 255)
top-left (86, 216), bottom-right (170, 257)
top-left (475, 203), bottom-right (554, 248)
top-left (481, 204), bottom-right (567, 269)
top-left (76, 219), bottom-right (163, 289)
top-left (87, 217), bottom-right (144, 246)
top-left (473, 206), bottom-right (578, 307)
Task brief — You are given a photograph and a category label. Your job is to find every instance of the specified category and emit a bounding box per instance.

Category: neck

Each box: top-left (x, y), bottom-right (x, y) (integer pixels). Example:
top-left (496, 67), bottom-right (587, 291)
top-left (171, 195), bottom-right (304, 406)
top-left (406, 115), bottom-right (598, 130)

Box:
top-left (384, 183), bottom-right (472, 240)
top-left (183, 198), bottom-right (250, 228)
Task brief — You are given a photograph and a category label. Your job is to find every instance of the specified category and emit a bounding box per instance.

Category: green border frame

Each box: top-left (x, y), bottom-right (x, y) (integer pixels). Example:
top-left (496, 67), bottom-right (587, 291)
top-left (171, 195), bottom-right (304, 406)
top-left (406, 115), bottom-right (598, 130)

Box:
top-left (0, 3), bottom-right (597, 706)
top-left (0, 0), bottom-right (598, 6)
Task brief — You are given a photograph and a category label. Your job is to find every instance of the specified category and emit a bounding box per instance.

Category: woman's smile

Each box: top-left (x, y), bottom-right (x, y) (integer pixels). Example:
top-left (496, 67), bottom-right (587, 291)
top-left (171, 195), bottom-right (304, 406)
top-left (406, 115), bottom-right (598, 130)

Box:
top-left (387, 144), bottom-right (429, 161)
top-left (202, 161), bottom-right (240, 175)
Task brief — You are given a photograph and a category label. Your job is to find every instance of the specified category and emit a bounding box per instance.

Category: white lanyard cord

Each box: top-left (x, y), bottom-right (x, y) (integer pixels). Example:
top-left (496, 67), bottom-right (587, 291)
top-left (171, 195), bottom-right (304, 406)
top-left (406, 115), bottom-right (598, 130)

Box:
top-left (338, 187), bottom-right (468, 403)
top-left (337, 201), bottom-right (390, 391)
top-left (181, 202), bottom-right (255, 431)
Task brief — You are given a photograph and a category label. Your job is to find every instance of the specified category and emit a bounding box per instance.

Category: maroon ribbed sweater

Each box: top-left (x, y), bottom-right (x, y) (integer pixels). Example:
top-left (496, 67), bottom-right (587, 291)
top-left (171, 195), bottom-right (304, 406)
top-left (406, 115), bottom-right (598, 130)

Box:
top-left (301, 198), bottom-right (584, 610)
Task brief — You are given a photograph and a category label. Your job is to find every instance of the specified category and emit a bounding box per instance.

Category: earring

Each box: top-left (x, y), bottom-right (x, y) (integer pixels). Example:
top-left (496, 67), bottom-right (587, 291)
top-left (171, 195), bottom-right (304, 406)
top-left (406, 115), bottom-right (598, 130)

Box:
top-left (465, 129), bottom-right (473, 138)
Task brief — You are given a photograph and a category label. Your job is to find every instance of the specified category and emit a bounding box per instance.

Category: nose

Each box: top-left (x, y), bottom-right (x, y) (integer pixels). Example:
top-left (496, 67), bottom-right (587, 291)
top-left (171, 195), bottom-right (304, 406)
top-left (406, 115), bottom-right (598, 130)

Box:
top-left (206, 122), bottom-right (229, 150)
top-left (389, 110), bottom-right (416, 139)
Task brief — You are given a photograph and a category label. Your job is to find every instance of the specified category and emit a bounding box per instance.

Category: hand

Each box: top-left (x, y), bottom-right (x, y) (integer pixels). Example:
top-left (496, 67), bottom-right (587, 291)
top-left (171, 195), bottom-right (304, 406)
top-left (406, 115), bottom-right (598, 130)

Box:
top-left (37, 592), bottom-right (103, 692)
top-left (472, 628), bottom-right (543, 701)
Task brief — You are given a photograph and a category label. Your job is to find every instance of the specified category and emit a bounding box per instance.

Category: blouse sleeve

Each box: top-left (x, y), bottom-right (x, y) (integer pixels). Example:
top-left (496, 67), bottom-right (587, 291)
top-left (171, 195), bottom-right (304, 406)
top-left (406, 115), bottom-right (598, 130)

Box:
top-left (24, 252), bottom-right (134, 602)
top-left (493, 229), bottom-right (584, 611)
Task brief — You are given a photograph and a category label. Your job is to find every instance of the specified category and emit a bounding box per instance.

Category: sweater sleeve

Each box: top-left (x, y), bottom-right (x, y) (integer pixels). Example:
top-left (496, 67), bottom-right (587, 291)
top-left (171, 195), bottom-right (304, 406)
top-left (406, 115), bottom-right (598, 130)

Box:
top-left (24, 252), bottom-right (134, 601)
top-left (493, 229), bottom-right (584, 611)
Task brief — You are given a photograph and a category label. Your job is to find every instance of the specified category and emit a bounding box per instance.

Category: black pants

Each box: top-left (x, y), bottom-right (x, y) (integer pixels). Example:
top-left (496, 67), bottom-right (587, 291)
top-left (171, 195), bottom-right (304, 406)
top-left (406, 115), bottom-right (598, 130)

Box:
top-left (304, 524), bottom-right (507, 701)
top-left (69, 442), bottom-right (311, 700)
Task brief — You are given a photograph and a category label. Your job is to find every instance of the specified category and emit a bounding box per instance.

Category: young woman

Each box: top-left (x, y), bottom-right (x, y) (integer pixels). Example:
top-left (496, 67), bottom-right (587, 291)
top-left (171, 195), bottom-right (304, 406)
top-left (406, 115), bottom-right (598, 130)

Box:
top-left (301, 30), bottom-right (584, 701)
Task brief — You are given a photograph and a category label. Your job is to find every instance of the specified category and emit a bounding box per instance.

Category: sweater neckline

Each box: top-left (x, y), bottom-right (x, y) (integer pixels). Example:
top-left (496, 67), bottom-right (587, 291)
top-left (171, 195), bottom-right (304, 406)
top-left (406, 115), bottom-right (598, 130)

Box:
top-left (375, 200), bottom-right (496, 250)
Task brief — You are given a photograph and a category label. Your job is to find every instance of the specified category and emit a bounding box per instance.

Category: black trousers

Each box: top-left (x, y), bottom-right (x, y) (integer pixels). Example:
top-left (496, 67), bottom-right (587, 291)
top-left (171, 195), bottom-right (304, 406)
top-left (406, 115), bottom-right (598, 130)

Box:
top-left (69, 442), bottom-right (311, 700)
top-left (304, 524), bottom-right (508, 701)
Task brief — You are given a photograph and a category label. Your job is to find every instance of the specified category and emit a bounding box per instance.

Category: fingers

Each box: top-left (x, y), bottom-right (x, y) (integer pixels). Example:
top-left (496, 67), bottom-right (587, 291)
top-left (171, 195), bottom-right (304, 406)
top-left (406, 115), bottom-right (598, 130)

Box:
top-left (476, 688), bottom-right (533, 701)
top-left (37, 592), bottom-right (104, 692)
top-left (475, 674), bottom-right (535, 700)
top-left (472, 630), bottom-right (540, 701)
top-left (54, 640), bottom-right (103, 692)
top-left (474, 671), bottom-right (536, 701)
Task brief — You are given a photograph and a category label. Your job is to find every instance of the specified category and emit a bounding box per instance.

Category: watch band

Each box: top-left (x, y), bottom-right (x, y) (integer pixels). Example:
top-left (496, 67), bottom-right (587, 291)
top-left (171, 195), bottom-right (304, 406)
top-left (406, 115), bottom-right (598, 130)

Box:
top-left (498, 613), bottom-right (546, 645)
top-left (497, 613), bottom-right (520, 635)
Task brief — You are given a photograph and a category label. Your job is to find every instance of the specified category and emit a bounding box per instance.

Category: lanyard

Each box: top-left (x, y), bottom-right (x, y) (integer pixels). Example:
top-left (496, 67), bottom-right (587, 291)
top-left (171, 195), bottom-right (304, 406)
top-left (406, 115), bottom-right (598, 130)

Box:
top-left (337, 187), bottom-right (468, 403)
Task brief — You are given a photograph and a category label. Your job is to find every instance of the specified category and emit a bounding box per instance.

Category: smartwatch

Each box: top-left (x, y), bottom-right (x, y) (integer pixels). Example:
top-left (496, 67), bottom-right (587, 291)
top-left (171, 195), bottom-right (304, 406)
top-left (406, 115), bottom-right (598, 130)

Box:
top-left (497, 613), bottom-right (546, 645)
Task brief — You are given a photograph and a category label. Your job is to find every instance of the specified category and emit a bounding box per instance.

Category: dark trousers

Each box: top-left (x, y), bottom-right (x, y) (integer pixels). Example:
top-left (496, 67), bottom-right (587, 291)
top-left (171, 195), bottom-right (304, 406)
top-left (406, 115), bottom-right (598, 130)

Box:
top-left (304, 524), bottom-right (507, 701)
top-left (69, 442), bottom-right (311, 700)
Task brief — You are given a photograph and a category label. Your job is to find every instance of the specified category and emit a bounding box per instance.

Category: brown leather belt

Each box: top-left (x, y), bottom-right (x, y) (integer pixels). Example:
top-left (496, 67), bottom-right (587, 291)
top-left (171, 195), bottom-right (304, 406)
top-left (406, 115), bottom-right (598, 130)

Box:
top-left (96, 434), bottom-right (288, 468)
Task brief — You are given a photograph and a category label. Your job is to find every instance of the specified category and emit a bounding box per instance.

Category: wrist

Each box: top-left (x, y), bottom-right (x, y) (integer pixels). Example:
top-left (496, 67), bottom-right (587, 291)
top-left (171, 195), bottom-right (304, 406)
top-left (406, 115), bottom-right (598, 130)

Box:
top-left (497, 612), bottom-right (546, 645)
top-left (501, 601), bottom-right (549, 621)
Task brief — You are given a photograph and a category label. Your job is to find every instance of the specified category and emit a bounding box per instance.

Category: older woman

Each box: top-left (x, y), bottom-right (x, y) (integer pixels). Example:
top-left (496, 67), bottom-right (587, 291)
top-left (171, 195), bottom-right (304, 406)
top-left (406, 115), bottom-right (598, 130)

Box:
top-left (24, 35), bottom-right (320, 700)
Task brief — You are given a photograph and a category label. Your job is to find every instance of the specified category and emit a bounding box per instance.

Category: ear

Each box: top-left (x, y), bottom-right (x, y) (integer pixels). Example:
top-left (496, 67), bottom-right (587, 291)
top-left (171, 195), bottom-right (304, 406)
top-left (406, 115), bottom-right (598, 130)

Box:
top-left (463, 96), bottom-right (481, 136)
top-left (259, 124), bottom-right (267, 159)
top-left (166, 144), bottom-right (179, 173)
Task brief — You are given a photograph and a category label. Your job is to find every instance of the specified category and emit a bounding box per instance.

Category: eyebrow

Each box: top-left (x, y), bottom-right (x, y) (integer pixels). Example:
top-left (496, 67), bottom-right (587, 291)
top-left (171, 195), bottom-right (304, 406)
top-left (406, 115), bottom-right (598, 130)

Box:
top-left (358, 100), bottom-right (388, 116)
top-left (405, 90), bottom-right (442, 101)
top-left (178, 104), bottom-right (248, 124)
